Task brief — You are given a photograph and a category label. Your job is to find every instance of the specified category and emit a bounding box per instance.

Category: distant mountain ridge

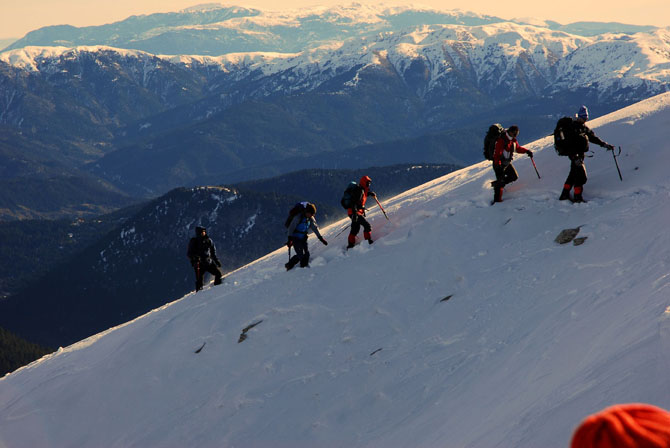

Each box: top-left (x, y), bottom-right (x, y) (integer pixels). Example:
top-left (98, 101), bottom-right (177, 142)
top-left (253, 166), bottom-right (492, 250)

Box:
top-left (1, 24), bottom-right (669, 197)
top-left (3, 3), bottom-right (658, 55)
top-left (3, 4), bottom-right (503, 55)
top-left (0, 6), bottom-right (668, 211)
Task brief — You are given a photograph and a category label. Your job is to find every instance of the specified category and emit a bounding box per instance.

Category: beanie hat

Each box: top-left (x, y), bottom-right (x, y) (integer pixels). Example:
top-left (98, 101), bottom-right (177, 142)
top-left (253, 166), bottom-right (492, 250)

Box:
top-left (571, 403), bottom-right (670, 448)
top-left (577, 105), bottom-right (589, 120)
top-left (305, 203), bottom-right (316, 214)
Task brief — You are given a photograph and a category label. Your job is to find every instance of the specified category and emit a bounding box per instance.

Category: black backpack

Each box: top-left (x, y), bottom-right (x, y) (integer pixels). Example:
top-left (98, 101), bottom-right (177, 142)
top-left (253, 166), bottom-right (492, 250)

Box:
top-left (341, 182), bottom-right (362, 209)
top-left (284, 202), bottom-right (307, 228)
top-left (554, 117), bottom-right (588, 156)
top-left (483, 124), bottom-right (505, 160)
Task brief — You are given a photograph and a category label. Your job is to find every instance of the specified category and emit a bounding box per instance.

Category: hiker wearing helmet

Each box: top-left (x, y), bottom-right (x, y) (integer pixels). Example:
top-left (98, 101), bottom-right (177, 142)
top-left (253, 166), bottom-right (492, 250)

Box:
top-left (347, 175), bottom-right (376, 248)
top-left (558, 105), bottom-right (615, 203)
top-left (186, 226), bottom-right (223, 291)
top-left (492, 125), bottom-right (533, 203)
top-left (285, 202), bottom-right (327, 270)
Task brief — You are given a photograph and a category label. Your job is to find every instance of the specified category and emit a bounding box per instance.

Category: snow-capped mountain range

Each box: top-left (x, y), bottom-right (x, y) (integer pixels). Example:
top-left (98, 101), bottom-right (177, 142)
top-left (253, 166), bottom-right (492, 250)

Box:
top-left (3, 23), bottom-right (670, 103)
top-left (2, 3), bottom-right (658, 55)
top-left (1, 11), bottom-right (669, 198)
top-left (2, 91), bottom-right (669, 447)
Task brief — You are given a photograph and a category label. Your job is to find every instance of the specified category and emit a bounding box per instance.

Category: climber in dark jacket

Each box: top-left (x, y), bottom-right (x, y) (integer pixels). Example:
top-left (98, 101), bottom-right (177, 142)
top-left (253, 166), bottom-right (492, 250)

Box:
top-left (187, 226), bottom-right (223, 291)
top-left (559, 105), bottom-right (615, 203)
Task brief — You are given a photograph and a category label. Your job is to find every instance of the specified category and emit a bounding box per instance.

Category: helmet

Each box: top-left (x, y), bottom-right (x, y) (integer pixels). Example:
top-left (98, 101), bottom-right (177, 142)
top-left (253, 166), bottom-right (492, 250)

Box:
top-left (577, 105), bottom-right (589, 120)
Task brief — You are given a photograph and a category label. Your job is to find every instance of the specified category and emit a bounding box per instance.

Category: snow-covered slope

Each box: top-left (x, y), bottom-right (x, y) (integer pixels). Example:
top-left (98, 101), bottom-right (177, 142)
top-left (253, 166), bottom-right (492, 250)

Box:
top-left (2, 93), bottom-right (670, 447)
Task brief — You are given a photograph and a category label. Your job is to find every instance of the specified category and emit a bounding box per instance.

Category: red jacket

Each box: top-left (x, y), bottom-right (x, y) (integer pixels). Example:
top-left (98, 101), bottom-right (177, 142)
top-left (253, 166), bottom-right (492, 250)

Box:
top-left (493, 133), bottom-right (529, 165)
top-left (348, 175), bottom-right (373, 216)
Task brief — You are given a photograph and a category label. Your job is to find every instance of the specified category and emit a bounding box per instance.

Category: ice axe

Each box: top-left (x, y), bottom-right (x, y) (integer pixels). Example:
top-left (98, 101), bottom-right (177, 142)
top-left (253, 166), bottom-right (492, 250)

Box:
top-left (374, 196), bottom-right (390, 221)
top-left (530, 155), bottom-right (541, 179)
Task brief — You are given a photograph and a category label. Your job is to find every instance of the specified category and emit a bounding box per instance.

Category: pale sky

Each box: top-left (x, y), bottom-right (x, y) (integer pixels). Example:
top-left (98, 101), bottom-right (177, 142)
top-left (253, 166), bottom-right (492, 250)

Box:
top-left (1, 0), bottom-right (668, 39)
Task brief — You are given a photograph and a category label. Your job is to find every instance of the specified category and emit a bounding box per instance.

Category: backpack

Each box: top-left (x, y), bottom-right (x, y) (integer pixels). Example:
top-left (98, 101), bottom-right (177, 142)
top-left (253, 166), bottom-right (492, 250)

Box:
top-left (341, 182), bottom-right (362, 210)
top-left (284, 202), bottom-right (308, 228)
top-left (554, 116), bottom-right (588, 156)
top-left (483, 124), bottom-right (505, 161)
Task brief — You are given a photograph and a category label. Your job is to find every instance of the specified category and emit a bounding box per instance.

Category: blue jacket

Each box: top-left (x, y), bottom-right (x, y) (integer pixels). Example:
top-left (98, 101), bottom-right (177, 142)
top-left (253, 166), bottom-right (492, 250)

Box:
top-left (287, 214), bottom-right (323, 241)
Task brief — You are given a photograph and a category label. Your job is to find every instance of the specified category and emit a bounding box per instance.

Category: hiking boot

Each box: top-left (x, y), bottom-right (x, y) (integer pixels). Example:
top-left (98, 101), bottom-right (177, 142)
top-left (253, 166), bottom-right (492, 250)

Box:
top-left (346, 242), bottom-right (356, 250)
top-left (213, 278), bottom-right (223, 285)
top-left (367, 239), bottom-right (374, 245)
top-left (559, 189), bottom-right (571, 201)
top-left (285, 262), bottom-right (295, 271)
top-left (572, 194), bottom-right (586, 203)
top-left (493, 187), bottom-right (503, 203)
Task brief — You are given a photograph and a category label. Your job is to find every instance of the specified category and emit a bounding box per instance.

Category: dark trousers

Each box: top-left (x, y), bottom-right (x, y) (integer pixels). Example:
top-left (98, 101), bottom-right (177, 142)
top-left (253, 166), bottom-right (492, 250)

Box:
top-left (493, 162), bottom-right (519, 187)
top-left (287, 237), bottom-right (310, 269)
top-left (194, 261), bottom-right (223, 290)
top-left (349, 214), bottom-right (372, 244)
top-left (565, 158), bottom-right (587, 188)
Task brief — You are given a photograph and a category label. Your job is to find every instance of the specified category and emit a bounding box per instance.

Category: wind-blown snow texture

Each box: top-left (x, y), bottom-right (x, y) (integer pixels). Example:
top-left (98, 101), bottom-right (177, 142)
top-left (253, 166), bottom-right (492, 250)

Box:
top-left (1, 93), bottom-right (670, 447)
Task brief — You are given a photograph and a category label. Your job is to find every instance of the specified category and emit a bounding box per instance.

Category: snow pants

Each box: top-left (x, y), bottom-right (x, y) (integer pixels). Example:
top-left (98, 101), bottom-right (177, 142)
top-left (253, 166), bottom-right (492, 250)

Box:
top-left (493, 162), bottom-right (519, 187)
top-left (287, 237), bottom-right (310, 269)
top-left (194, 260), bottom-right (223, 291)
top-left (349, 214), bottom-right (372, 245)
top-left (564, 157), bottom-right (588, 188)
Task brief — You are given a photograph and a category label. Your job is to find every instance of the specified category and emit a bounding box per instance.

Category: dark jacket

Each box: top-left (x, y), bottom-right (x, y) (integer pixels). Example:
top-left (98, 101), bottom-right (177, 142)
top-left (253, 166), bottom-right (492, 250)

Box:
top-left (570, 120), bottom-right (609, 160)
top-left (187, 235), bottom-right (219, 265)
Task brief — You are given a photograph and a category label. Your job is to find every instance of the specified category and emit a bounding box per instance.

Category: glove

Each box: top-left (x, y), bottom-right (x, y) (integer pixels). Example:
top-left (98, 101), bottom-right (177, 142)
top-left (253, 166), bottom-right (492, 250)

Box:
top-left (368, 191), bottom-right (376, 198)
top-left (606, 144), bottom-right (615, 151)
top-left (214, 259), bottom-right (222, 268)
top-left (526, 150), bottom-right (533, 158)
top-left (319, 238), bottom-right (328, 246)
top-left (286, 238), bottom-right (293, 248)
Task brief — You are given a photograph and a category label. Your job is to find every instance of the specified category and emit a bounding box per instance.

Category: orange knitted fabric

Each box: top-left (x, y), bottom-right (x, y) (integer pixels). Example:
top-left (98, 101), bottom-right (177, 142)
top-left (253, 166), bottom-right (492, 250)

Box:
top-left (571, 403), bottom-right (670, 448)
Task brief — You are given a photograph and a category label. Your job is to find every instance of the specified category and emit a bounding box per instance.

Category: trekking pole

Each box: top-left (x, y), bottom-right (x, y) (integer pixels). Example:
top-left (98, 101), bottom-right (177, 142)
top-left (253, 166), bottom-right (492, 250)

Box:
top-left (530, 156), bottom-right (541, 179)
top-left (612, 146), bottom-right (623, 181)
top-left (333, 222), bottom-right (351, 238)
top-left (373, 196), bottom-right (390, 221)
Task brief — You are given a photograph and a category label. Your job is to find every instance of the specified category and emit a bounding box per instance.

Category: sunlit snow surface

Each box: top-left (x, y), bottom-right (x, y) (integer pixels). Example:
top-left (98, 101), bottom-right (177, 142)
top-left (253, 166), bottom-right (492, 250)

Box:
top-left (1, 93), bottom-right (670, 447)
